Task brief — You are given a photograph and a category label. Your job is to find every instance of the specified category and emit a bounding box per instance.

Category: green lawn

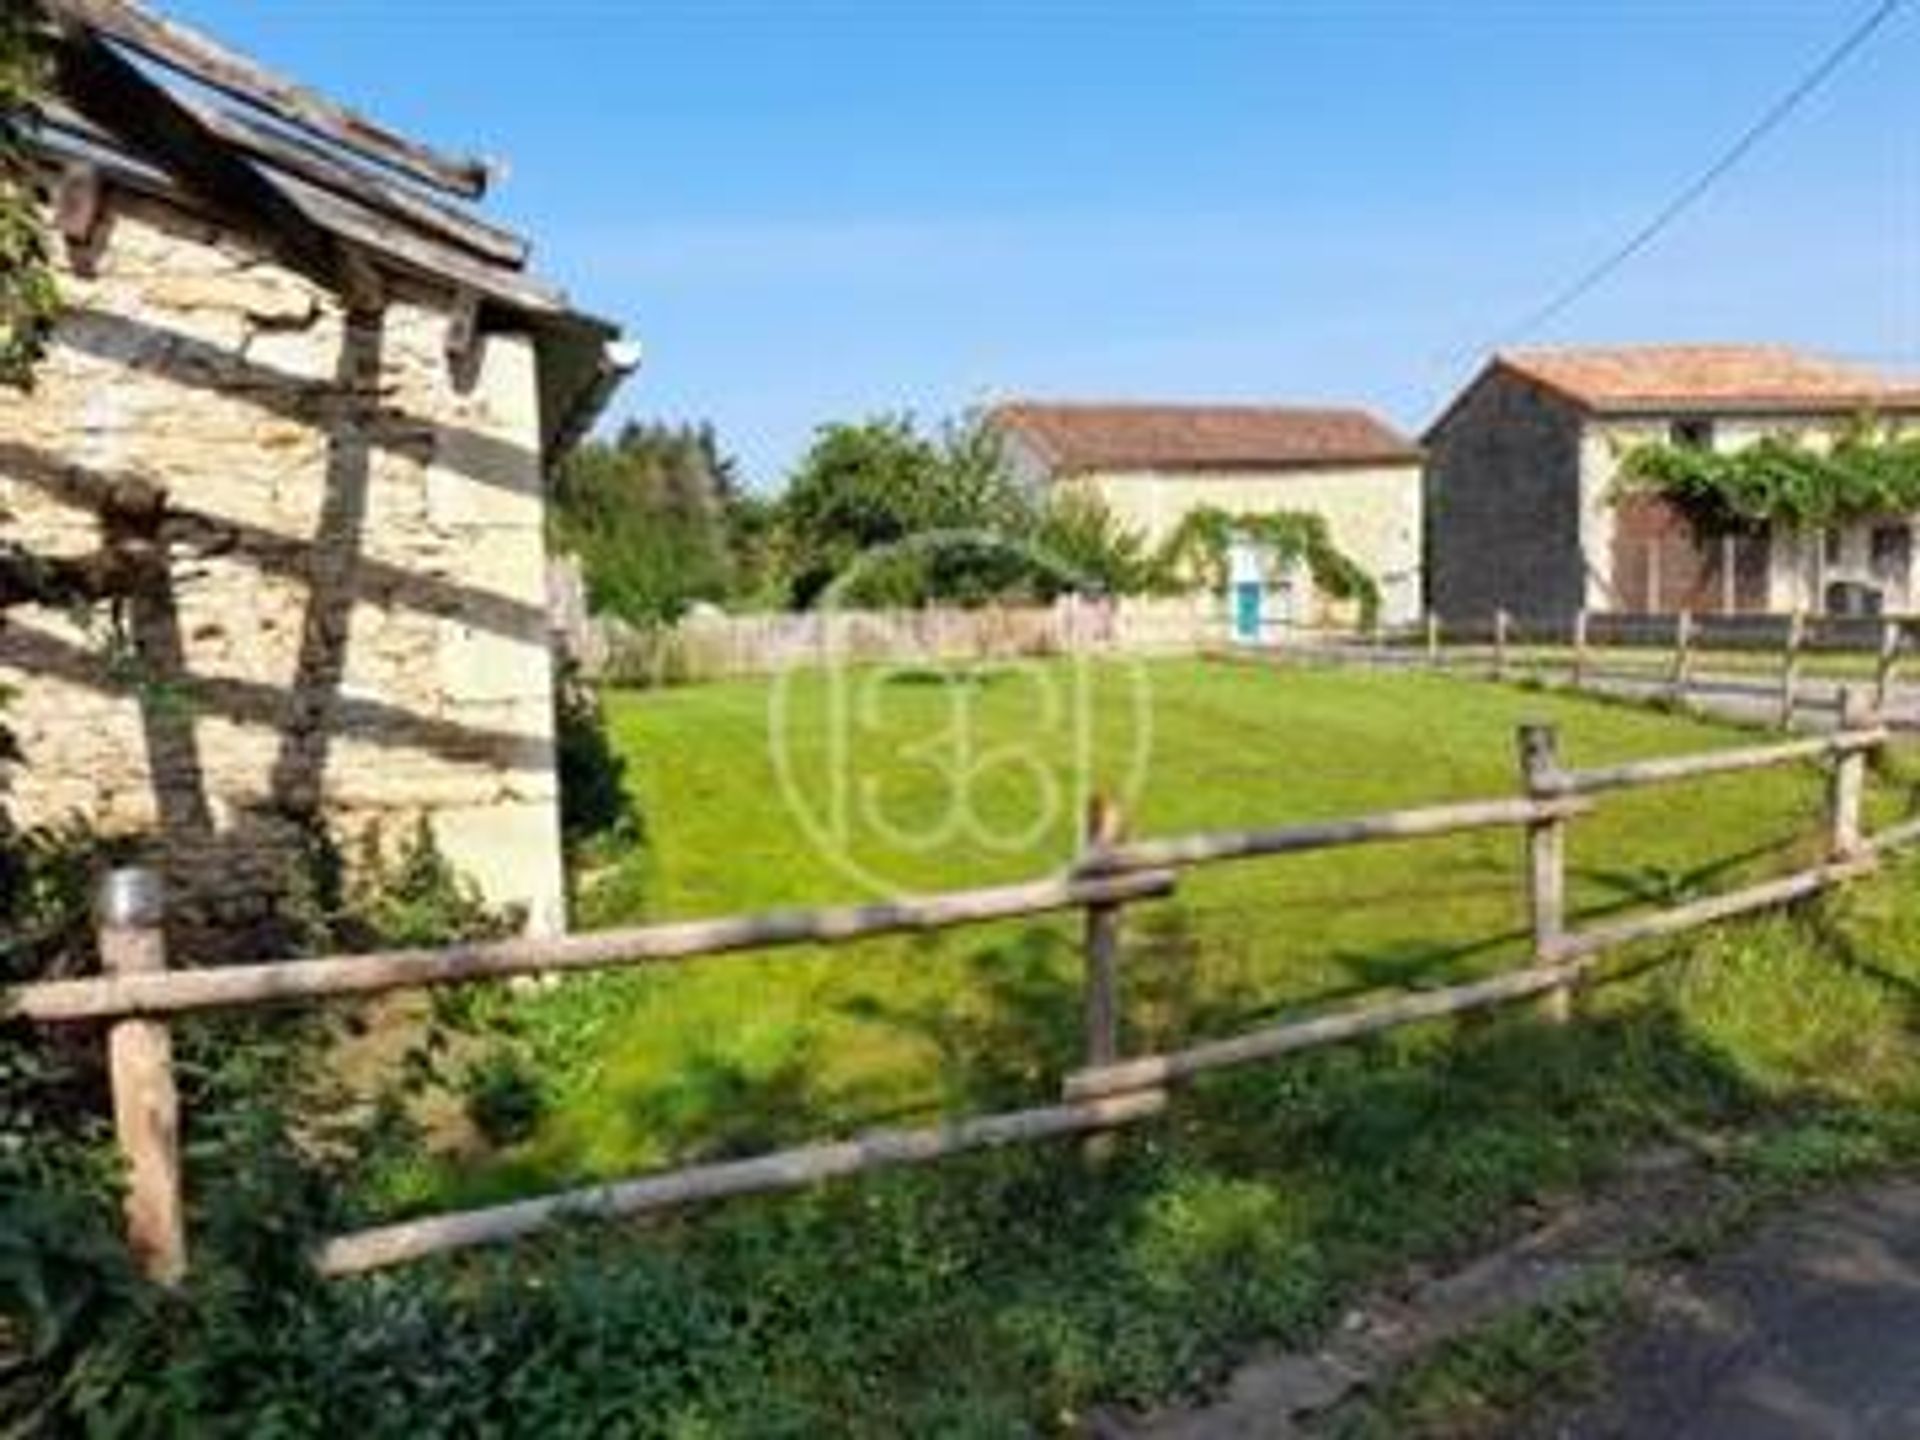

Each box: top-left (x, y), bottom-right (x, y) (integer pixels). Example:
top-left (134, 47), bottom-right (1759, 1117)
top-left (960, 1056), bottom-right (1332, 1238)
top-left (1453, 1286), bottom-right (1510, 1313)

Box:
top-left (401, 658), bottom-right (1886, 1206)
top-left (278, 659), bottom-right (1920, 1435)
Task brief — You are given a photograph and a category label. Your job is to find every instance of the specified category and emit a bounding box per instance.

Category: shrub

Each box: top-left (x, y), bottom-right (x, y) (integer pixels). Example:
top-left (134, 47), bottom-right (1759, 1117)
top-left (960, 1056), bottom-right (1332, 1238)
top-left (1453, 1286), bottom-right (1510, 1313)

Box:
top-left (335, 819), bottom-right (521, 952)
top-left (554, 664), bottom-right (642, 861)
top-left (459, 1049), bottom-right (546, 1148)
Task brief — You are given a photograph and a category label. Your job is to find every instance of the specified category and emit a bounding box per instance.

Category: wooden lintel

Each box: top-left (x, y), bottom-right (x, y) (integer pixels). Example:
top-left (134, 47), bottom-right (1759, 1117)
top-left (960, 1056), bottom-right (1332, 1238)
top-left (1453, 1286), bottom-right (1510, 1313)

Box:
top-left (43, 0), bottom-right (490, 199)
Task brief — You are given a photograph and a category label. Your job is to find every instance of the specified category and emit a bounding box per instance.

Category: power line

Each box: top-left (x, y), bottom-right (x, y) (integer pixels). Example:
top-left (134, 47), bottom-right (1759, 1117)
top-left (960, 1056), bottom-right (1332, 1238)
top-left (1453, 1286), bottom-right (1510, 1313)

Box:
top-left (1492, 0), bottom-right (1906, 348)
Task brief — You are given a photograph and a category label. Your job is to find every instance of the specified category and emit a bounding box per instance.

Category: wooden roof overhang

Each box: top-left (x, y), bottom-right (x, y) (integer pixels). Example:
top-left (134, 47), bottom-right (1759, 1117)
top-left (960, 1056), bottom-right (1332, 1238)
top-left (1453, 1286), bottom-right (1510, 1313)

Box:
top-left (31, 0), bottom-right (632, 461)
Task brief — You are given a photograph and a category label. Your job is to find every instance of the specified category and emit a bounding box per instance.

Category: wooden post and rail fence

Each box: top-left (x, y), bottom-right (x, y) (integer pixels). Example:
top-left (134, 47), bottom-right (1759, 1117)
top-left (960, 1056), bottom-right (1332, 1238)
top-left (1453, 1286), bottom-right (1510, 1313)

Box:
top-left (1307, 608), bottom-right (1912, 730)
top-left (6, 700), bottom-right (1914, 1284)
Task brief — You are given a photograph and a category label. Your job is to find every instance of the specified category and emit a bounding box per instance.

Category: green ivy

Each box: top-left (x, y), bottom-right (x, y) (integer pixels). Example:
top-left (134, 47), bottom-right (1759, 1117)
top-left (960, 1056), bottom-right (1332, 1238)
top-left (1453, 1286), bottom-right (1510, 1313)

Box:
top-left (1151, 506), bottom-right (1382, 625)
top-left (1619, 417), bottom-right (1920, 530)
top-left (0, 1), bottom-right (56, 391)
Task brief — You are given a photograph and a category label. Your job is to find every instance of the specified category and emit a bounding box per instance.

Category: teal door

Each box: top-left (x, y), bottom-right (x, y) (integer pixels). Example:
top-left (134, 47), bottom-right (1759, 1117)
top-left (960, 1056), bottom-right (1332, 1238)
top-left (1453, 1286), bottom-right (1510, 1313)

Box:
top-left (1233, 582), bottom-right (1262, 643)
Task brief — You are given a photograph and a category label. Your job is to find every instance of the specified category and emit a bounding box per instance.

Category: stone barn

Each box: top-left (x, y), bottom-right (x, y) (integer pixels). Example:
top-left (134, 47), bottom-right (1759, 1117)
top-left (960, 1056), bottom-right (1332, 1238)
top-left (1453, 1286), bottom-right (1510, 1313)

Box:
top-left (1424, 345), bottom-right (1920, 623)
top-left (1, 2), bottom-right (633, 937)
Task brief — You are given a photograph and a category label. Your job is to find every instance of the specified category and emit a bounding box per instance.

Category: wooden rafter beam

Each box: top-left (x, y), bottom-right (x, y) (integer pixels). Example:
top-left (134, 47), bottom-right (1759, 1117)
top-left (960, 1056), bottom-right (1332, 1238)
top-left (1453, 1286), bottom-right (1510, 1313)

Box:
top-left (35, 120), bottom-right (569, 321)
top-left (41, 0), bottom-right (490, 199)
top-left (51, 25), bottom-right (350, 297)
top-left (179, 99), bottom-right (527, 268)
top-left (41, 96), bottom-right (528, 275)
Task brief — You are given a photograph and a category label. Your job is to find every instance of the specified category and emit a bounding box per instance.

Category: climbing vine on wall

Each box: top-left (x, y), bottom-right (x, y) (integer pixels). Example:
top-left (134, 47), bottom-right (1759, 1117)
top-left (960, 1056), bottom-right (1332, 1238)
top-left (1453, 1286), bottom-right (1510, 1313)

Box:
top-left (1152, 506), bottom-right (1381, 624)
top-left (0, 0), bottom-right (55, 390)
top-left (1619, 418), bottom-right (1920, 531)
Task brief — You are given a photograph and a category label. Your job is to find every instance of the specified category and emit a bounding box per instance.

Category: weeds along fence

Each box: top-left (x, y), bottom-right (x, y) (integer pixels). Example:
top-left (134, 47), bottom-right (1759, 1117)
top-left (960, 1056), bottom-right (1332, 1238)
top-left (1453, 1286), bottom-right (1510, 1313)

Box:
top-left (1301, 609), bottom-right (1914, 728)
top-left (7, 699), bottom-right (1916, 1284)
top-left (563, 595), bottom-right (1218, 687)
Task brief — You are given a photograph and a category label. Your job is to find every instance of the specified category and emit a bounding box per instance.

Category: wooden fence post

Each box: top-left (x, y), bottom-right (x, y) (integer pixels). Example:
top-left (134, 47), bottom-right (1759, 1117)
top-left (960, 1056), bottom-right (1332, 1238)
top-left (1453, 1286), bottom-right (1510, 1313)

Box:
top-left (1080, 796), bottom-right (1128, 1068)
top-left (1876, 618), bottom-right (1902, 715)
top-left (1494, 607), bottom-right (1510, 681)
top-left (98, 866), bottom-right (186, 1284)
top-left (1830, 687), bottom-right (1871, 861)
top-left (1425, 610), bottom-right (1440, 668)
top-left (1572, 608), bottom-right (1589, 689)
top-left (1778, 610), bottom-right (1805, 730)
top-left (1670, 609), bottom-right (1694, 706)
top-left (1516, 724), bottom-right (1571, 1022)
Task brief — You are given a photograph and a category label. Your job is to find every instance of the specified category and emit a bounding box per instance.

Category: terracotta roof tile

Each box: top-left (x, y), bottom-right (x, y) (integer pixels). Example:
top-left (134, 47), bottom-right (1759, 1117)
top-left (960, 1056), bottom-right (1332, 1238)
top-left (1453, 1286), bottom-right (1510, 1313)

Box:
top-left (988, 402), bottom-right (1421, 474)
top-left (1496, 345), bottom-right (1920, 415)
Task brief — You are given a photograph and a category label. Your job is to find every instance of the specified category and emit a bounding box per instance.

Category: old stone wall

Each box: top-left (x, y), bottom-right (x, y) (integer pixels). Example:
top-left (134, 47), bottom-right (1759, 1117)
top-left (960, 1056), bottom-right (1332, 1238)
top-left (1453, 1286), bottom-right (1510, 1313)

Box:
top-left (0, 188), bottom-right (565, 940)
top-left (1425, 369), bottom-right (1586, 622)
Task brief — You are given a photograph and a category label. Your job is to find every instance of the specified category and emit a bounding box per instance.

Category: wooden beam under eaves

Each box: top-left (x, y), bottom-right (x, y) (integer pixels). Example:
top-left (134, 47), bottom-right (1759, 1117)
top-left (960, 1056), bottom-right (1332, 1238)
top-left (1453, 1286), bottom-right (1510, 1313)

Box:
top-left (43, 0), bottom-right (490, 199)
top-left (38, 109), bottom-right (567, 321)
top-left (52, 25), bottom-right (351, 297)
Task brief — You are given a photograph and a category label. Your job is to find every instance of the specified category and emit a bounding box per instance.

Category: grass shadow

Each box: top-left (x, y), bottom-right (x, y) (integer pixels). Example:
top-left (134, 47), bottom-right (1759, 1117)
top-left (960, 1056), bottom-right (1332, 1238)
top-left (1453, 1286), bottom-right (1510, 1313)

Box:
top-left (1570, 829), bottom-right (1813, 916)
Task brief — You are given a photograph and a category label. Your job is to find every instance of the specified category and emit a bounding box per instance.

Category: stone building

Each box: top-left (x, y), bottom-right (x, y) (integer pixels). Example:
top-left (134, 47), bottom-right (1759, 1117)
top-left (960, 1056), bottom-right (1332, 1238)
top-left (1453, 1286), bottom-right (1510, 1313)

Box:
top-left (989, 402), bottom-right (1426, 624)
top-left (1, 3), bottom-right (633, 936)
top-left (1424, 345), bottom-right (1920, 623)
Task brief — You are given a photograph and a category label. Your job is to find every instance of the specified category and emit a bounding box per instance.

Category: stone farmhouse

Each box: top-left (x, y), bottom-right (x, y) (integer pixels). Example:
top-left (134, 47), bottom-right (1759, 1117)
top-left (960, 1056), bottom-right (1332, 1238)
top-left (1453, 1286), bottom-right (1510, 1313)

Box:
top-left (988, 402), bottom-right (1426, 624)
top-left (1425, 345), bottom-right (1920, 623)
top-left (1, 2), bottom-right (633, 936)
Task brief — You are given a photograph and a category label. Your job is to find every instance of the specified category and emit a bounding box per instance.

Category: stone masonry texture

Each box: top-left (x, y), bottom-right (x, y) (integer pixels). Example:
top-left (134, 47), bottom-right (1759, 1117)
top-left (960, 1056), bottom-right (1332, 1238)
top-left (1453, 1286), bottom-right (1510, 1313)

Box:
top-left (0, 188), bottom-right (566, 940)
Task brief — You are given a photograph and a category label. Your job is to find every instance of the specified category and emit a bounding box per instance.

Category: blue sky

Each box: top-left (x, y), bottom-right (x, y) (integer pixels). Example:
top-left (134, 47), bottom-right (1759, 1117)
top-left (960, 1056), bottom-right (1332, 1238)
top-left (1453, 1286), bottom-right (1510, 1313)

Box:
top-left (171, 1), bottom-right (1917, 488)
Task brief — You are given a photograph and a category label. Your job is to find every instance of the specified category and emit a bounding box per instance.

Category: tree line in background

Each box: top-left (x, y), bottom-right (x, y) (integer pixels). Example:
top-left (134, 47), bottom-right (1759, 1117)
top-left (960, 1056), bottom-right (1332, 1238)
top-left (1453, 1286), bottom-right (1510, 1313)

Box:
top-left (552, 412), bottom-right (1381, 623)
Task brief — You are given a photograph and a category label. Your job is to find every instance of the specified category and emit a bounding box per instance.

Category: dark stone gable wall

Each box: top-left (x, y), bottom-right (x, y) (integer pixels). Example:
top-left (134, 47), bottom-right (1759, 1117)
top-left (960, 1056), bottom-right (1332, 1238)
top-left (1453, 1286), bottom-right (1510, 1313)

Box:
top-left (1425, 369), bottom-right (1587, 623)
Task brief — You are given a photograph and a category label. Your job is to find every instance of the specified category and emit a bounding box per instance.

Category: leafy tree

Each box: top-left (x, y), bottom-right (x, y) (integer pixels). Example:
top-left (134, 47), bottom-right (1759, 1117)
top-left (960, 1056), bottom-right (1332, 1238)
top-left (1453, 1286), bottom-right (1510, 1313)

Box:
top-left (779, 413), bottom-right (1062, 607)
top-left (1032, 490), bottom-right (1154, 596)
top-left (551, 421), bottom-right (758, 625)
top-left (777, 416), bottom-right (948, 606)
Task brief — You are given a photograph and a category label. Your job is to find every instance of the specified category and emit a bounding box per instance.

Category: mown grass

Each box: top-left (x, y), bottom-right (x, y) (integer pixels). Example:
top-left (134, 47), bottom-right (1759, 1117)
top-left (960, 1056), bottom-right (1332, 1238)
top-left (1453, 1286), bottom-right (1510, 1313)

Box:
top-left (384, 658), bottom-right (1879, 1205)
top-left (203, 659), bottom-right (1920, 1435)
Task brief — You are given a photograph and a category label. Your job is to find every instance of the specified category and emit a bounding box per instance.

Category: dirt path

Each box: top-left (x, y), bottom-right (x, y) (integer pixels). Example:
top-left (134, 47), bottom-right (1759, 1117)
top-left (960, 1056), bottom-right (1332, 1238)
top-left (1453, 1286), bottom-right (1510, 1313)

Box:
top-left (1535, 1176), bottom-right (1920, 1439)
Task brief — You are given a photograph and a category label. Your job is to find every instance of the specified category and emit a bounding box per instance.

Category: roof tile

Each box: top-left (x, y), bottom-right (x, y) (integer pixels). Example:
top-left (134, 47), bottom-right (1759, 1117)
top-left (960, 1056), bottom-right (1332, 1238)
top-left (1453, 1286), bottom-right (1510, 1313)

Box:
top-left (989, 402), bottom-right (1420, 474)
top-left (1497, 345), bottom-right (1920, 415)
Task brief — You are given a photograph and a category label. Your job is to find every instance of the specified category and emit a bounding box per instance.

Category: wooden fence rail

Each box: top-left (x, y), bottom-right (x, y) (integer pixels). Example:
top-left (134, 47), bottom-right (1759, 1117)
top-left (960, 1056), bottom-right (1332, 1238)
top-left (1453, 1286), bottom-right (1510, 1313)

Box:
top-left (1310, 608), bottom-right (1913, 731)
top-left (6, 870), bottom-right (1175, 1025)
top-left (9, 696), bottom-right (1916, 1282)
